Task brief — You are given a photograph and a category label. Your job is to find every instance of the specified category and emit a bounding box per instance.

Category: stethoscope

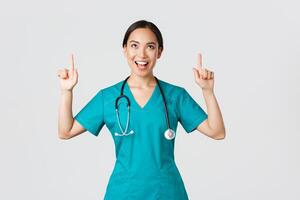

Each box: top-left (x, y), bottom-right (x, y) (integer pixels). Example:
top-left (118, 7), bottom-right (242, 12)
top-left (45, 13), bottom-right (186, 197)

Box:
top-left (114, 76), bottom-right (176, 140)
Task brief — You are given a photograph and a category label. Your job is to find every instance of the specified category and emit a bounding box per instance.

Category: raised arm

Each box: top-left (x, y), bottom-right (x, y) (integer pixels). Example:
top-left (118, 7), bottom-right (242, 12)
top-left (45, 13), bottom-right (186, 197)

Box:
top-left (57, 54), bottom-right (86, 139)
top-left (192, 53), bottom-right (226, 140)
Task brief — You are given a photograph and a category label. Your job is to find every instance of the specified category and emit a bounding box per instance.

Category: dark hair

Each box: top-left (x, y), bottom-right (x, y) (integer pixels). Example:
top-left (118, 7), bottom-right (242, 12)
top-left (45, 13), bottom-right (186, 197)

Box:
top-left (122, 20), bottom-right (163, 51)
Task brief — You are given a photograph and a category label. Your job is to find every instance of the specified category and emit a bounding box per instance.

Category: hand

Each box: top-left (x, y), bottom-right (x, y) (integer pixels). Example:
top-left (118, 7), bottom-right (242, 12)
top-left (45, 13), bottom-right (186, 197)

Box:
top-left (193, 53), bottom-right (214, 92)
top-left (57, 54), bottom-right (78, 91)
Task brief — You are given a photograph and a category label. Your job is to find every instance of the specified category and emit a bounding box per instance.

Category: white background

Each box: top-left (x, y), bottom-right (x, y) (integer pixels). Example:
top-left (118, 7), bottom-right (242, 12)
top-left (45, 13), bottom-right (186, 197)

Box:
top-left (0, 0), bottom-right (299, 199)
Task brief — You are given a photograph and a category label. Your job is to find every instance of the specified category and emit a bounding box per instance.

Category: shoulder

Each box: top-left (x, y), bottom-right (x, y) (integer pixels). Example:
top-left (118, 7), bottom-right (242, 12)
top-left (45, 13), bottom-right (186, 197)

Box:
top-left (90, 81), bottom-right (123, 104)
top-left (157, 78), bottom-right (185, 95)
top-left (99, 81), bottom-right (123, 96)
top-left (101, 81), bottom-right (123, 94)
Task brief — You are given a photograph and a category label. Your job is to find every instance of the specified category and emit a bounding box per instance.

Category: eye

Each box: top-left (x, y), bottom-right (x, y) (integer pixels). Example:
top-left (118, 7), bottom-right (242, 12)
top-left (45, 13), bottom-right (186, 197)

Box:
top-left (148, 45), bottom-right (155, 49)
top-left (130, 43), bottom-right (138, 48)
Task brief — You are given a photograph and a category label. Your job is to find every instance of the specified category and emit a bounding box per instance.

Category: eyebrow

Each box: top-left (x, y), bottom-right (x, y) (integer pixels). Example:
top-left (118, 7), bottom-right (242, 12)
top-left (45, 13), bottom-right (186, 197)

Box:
top-left (129, 40), bottom-right (157, 45)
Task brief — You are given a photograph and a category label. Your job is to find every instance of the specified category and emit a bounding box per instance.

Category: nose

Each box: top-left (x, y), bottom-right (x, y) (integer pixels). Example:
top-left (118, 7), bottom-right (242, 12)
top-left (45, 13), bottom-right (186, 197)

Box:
top-left (137, 47), bottom-right (146, 58)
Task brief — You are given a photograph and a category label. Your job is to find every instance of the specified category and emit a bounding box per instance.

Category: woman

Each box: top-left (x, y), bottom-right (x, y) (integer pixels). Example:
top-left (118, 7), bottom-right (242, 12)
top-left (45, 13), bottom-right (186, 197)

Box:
top-left (57, 20), bottom-right (225, 200)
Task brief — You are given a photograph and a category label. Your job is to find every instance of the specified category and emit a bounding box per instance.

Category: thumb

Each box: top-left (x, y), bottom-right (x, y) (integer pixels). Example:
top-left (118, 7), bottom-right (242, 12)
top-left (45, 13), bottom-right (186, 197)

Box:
top-left (193, 68), bottom-right (200, 79)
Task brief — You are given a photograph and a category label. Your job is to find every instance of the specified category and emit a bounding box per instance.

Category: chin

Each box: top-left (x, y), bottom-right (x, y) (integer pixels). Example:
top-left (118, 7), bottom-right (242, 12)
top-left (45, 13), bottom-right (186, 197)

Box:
top-left (130, 63), bottom-right (154, 77)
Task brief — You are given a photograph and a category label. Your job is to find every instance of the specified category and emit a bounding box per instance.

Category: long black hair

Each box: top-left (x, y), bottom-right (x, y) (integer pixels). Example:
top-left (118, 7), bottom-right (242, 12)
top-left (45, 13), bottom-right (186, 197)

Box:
top-left (122, 20), bottom-right (164, 51)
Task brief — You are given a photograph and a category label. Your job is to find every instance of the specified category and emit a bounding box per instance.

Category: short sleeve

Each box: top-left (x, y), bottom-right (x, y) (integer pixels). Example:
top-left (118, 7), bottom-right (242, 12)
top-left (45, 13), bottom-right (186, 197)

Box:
top-left (74, 90), bottom-right (105, 136)
top-left (178, 88), bottom-right (208, 133)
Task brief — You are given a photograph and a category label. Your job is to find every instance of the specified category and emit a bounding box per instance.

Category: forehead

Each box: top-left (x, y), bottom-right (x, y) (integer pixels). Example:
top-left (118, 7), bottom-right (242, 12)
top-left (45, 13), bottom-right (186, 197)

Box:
top-left (128, 28), bottom-right (158, 43)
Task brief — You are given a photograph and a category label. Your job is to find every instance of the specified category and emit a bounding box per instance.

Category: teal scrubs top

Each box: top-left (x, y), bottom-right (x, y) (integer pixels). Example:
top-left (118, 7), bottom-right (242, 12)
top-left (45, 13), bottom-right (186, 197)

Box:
top-left (74, 79), bottom-right (208, 200)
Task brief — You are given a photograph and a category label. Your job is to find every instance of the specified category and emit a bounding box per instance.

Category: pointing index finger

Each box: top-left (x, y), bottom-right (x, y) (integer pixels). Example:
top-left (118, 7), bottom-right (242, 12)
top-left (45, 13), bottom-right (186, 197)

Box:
top-left (70, 53), bottom-right (75, 71)
top-left (197, 53), bottom-right (202, 69)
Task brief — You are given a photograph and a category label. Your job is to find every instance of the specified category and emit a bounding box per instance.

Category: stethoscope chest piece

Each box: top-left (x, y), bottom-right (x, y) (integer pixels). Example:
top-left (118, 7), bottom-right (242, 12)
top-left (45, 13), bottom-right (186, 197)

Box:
top-left (164, 129), bottom-right (176, 140)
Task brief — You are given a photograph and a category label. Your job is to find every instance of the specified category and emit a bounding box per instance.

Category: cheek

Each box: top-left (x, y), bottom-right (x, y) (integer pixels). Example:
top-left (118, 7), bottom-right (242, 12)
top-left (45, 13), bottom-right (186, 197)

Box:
top-left (147, 50), bottom-right (157, 58)
top-left (151, 52), bottom-right (159, 61)
top-left (126, 53), bottom-right (136, 67)
top-left (126, 51), bottom-right (136, 60)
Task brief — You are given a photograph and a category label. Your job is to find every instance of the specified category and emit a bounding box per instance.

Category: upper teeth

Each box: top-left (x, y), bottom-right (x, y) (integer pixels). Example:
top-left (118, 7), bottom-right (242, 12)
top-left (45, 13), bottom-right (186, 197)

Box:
top-left (136, 61), bottom-right (148, 65)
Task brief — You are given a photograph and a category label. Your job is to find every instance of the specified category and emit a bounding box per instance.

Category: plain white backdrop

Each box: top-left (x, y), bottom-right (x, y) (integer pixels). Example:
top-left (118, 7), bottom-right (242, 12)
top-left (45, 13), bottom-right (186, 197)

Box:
top-left (0, 0), bottom-right (299, 199)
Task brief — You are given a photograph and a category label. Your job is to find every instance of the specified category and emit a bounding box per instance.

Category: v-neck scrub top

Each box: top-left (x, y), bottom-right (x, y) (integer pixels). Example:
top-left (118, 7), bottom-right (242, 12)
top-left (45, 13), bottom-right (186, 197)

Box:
top-left (74, 79), bottom-right (208, 200)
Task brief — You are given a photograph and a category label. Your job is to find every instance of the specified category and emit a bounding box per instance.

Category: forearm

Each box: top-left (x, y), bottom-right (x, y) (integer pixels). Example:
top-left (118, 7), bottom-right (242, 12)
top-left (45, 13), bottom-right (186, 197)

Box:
top-left (202, 89), bottom-right (226, 138)
top-left (58, 90), bottom-right (74, 138)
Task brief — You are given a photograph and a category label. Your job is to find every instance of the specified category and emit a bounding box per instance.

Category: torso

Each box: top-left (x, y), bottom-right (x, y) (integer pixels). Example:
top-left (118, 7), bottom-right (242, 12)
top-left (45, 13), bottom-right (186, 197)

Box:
top-left (101, 79), bottom-right (189, 200)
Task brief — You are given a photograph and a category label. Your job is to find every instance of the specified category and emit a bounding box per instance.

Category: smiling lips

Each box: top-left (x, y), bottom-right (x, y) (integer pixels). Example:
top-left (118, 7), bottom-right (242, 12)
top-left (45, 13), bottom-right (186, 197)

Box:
top-left (135, 61), bottom-right (149, 70)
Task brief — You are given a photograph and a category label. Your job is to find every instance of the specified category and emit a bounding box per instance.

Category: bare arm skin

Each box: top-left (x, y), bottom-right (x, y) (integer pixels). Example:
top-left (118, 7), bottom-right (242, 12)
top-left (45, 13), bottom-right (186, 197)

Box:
top-left (57, 54), bottom-right (86, 139)
top-left (197, 90), bottom-right (226, 140)
top-left (192, 53), bottom-right (226, 140)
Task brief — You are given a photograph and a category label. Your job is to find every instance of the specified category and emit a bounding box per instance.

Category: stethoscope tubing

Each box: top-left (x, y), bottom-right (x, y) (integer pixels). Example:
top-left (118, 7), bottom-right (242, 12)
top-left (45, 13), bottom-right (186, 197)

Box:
top-left (115, 76), bottom-right (175, 139)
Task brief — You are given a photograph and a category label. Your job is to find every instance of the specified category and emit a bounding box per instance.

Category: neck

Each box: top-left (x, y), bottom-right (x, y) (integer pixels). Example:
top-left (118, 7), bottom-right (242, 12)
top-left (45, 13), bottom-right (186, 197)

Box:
top-left (127, 73), bottom-right (156, 88)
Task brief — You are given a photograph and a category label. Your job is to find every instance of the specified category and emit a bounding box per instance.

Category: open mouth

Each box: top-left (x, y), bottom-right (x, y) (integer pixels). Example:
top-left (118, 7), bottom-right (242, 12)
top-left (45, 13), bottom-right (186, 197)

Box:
top-left (135, 61), bottom-right (149, 70)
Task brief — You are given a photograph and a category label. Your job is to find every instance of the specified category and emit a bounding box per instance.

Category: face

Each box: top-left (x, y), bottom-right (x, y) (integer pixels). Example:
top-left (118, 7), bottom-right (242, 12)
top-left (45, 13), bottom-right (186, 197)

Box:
top-left (123, 28), bottom-right (162, 78)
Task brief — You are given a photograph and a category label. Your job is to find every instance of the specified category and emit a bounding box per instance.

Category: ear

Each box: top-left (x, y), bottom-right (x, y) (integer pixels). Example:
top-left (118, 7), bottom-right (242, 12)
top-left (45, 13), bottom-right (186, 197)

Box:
top-left (157, 47), bottom-right (163, 59)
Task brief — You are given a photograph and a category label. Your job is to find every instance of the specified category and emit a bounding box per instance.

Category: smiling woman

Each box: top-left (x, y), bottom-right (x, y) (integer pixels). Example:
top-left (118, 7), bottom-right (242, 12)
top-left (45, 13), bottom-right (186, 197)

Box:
top-left (57, 19), bottom-right (226, 200)
top-left (122, 21), bottom-right (163, 80)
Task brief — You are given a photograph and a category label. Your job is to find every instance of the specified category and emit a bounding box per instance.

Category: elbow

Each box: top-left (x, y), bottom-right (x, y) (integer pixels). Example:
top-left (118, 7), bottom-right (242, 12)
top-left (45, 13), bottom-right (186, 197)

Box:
top-left (58, 131), bottom-right (71, 140)
top-left (212, 129), bottom-right (226, 140)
